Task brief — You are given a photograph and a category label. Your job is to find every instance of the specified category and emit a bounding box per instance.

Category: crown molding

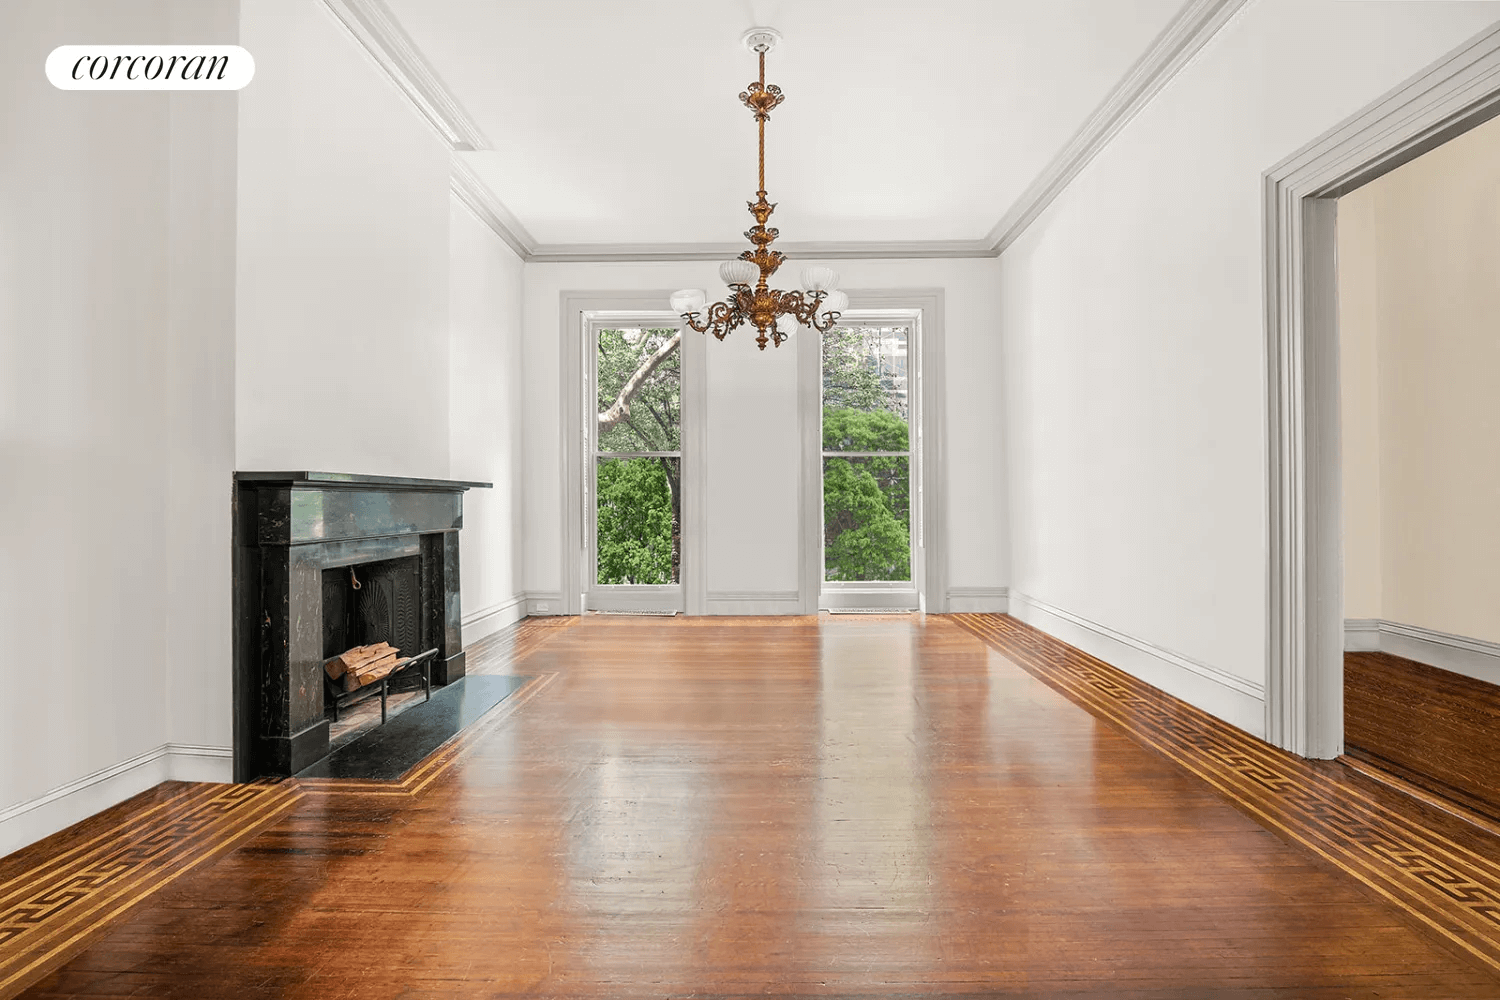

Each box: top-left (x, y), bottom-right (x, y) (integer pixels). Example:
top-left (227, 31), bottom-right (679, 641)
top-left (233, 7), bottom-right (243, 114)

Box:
top-left (501, 0), bottom-right (1254, 263)
top-left (329, 0), bottom-right (1252, 263)
top-left (523, 239), bottom-right (994, 264)
top-left (321, 0), bottom-right (490, 151)
top-left (983, 0), bottom-right (1254, 255)
top-left (450, 158), bottom-right (535, 259)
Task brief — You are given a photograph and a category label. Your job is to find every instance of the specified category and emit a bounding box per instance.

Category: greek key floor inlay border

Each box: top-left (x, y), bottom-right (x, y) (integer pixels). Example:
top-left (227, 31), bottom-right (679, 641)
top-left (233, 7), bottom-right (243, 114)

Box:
top-left (950, 612), bottom-right (1500, 975)
top-left (0, 780), bottom-right (299, 997)
top-left (14, 613), bottom-right (1493, 994)
top-left (0, 618), bottom-right (572, 999)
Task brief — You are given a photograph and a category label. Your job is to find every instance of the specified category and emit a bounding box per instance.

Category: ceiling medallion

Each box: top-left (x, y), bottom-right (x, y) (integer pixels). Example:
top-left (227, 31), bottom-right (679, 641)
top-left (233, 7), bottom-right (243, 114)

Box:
top-left (670, 27), bottom-right (846, 350)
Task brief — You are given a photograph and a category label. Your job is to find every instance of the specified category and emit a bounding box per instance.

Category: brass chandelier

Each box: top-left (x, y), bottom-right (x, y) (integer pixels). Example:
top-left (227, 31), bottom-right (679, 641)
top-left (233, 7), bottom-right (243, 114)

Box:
top-left (671, 28), bottom-right (846, 351)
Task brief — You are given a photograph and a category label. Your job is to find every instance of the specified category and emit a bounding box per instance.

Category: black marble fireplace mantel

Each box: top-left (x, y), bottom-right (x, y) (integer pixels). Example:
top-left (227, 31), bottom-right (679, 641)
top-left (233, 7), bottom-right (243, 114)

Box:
top-left (232, 472), bottom-right (490, 780)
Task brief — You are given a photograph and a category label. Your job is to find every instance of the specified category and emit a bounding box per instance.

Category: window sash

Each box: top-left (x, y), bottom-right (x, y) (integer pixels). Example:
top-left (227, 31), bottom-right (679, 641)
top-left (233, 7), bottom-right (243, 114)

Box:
top-left (590, 323), bottom-right (685, 600)
top-left (821, 321), bottom-right (918, 592)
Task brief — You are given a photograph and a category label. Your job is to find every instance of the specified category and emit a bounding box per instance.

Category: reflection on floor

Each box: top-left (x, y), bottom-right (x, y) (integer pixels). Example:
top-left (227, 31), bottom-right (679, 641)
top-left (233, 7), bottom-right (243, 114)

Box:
top-left (4, 612), bottom-right (1500, 999)
top-left (300, 675), bottom-right (531, 781)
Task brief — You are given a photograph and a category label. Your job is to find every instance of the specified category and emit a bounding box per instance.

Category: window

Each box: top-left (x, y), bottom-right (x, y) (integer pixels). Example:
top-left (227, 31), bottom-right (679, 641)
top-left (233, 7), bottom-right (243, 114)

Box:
top-left (820, 322), bottom-right (920, 608)
top-left (588, 325), bottom-right (684, 611)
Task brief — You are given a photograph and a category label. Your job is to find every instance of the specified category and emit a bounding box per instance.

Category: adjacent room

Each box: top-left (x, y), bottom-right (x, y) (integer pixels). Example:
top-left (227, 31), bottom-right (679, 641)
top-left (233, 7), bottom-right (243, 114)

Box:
top-left (4, 0), bottom-right (1500, 996)
top-left (1337, 111), bottom-right (1500, 820)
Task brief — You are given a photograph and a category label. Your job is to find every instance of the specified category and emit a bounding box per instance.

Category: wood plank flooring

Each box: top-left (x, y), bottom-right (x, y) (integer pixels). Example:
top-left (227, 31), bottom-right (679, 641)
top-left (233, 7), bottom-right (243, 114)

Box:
top-left (1345, 649), bottom-right (1500, 821)
top-left (5, 613), bottom-right (1500, 998)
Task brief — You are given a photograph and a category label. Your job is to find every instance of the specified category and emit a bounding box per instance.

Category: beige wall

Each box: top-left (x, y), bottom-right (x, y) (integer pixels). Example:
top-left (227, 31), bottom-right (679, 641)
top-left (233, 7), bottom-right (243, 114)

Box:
top-left (1338, 112), bottom-right (1500, 643)
top-left (1337, 185), bottom-right (1384, 620)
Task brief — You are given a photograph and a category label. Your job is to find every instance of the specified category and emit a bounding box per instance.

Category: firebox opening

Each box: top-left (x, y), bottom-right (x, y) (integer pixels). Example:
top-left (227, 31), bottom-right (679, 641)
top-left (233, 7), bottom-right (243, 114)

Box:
top-left (322, 555), bottom-right (422, 659)
top-left (322, 555), bottom-right (428, 742)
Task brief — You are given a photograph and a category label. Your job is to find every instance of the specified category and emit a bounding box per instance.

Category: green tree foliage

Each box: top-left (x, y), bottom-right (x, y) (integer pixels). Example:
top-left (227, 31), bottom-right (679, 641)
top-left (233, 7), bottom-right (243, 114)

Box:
top-left (597, 328), bottom-right (679, 453)
top-left (821, 327), bottom-right (911, 582)
top-left (823, 450), bottom-right (911, 581)
top-left (821, 327), bottom-right (887, 413)
top-left (595, 329), bottom-right (681, 583)
top-left (596, 458), bottom-right (676, 585)
top-left (591, 324), bottom-right (916, 585)
top-left (822, 406), bottom-right (908, 453)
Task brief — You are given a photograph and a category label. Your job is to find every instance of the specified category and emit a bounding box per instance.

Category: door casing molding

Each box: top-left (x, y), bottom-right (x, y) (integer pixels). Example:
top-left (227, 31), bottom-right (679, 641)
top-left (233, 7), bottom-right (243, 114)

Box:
top-left (1263, 23), bottom-right (1500, 757)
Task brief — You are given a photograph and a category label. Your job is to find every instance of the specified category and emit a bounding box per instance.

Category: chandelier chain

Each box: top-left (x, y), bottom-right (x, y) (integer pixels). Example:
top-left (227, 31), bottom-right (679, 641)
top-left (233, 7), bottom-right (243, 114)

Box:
top-left (679, 31), bottom-right (840, 350)
top-left (758, 50), bottom-right (766, 195)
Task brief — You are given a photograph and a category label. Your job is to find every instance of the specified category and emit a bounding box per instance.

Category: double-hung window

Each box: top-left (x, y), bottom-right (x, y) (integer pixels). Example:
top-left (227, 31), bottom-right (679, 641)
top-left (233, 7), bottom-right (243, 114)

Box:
top-left (587, 323), bottom-right (684, 613)
top-left (820, 322), bottom-right (921, 610)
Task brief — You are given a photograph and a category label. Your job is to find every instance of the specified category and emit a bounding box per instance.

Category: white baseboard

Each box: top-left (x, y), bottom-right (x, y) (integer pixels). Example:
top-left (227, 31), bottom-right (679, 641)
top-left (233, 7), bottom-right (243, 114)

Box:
top-left (0, 743), bottom-right (200, 859)
top-left (1344, 618), bottom-right (1383, 652)
top-left (0, 745), bottom-right (168, 859)
top-left (1007, 590), bottom-right (1267, 738)
top-left (822, 587), bottom-right (920, 611)
top-left (1, 742), bottom-right (235, 859)
top-left (1345, 618), bottom-right (1500, 687)
top-left (165, 744), bottom-right (234, 784)
top-left (524, 592), bottom-right (565, 616)
top-left (946, 586), bottom-right (1010, 613)
top-left (462, 594), bottom-right (527, 644)
top-left (705, 590), bottom-right (802, 616)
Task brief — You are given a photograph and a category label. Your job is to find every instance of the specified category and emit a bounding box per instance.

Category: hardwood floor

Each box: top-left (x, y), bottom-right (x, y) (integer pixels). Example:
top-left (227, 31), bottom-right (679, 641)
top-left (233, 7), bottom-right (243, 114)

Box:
top-left (6, 613), bottom-right (1500, 998)
top-left (1345, 649), bottom-right (1500, 822)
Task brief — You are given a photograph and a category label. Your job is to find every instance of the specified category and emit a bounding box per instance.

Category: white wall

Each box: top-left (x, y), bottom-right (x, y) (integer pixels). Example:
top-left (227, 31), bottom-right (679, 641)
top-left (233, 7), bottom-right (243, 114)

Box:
top-left (521, 258), bottom-right (1006, 608)
top-left (449, 198), bottom-right (527, 641)
top-left (164, 0), bottom-right (241, 780)
top-left (235, 0), bottom-right (452, 478)
top-left (998, 0), bottom-right (1500, 736)
top-left (0, 0), bottom-right (240, 857)
top-left (707, 293), bottom-right (802, 601)
top-left (1338, 113), bottom-right (1500, 645)
top-left (1, 0), bottom-right (530, 860)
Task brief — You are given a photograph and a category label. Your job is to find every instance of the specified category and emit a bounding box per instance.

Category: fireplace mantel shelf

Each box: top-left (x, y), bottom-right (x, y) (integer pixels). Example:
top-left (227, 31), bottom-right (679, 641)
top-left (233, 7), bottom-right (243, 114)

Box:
top-left (235, 471), bottom-right (491, 491)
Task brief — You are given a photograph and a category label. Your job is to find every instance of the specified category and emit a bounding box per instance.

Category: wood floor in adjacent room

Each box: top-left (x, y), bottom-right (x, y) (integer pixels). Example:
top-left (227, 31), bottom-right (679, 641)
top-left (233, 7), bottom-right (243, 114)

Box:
top-left (6, 613), bottom-right (1500, 999)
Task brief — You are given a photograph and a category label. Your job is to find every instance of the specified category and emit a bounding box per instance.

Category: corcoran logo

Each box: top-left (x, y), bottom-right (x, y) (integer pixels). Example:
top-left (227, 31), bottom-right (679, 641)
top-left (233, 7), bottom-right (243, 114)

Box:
top-left (46, 46), bottom-right (254, 90)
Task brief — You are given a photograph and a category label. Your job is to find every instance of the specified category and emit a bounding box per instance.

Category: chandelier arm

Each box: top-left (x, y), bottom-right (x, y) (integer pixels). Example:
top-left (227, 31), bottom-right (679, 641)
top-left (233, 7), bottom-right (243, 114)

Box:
top-left (811, 309), bottom-right (842, 333)
top-left (709, 300), bottom-right (733, 341)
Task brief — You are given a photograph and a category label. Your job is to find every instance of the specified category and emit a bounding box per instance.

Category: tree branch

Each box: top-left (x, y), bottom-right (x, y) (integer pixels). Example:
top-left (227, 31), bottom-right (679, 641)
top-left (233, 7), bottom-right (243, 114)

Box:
top-left (598, 331), bottom-right (681, 433)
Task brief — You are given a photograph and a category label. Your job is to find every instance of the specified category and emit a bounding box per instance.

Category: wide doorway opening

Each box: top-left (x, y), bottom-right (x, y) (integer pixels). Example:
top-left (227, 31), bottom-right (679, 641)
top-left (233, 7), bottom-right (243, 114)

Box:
top-left (1333, 112), bottom-right (1500, 817)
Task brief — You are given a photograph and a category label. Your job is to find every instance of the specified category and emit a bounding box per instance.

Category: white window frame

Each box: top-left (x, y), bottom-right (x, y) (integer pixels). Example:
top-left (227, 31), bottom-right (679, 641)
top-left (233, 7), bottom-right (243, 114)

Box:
top-left (561, 294), bottom-right (707, 616)
top-left (818, 318), bottom-right (922, 610)
top-left (586, 320), bottom-right (684, 612)
top-left (798, 291), bottom-right (947, 614)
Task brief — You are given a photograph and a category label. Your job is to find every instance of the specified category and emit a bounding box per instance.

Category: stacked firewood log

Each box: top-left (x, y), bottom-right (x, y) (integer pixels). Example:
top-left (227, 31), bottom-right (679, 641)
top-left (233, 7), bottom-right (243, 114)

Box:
top-left (325, 643), bottom-right (402, 692)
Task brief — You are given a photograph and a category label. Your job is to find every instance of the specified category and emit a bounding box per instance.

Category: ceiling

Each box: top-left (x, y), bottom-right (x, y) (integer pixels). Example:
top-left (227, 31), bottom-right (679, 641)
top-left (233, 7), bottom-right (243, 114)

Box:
top-left (383, 0), bottom-right (1188, 249)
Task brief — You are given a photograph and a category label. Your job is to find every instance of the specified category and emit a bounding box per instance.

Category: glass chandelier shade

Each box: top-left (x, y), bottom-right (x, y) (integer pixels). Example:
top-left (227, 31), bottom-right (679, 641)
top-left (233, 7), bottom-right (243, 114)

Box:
top-left (671, 29), bottom-right (843, 350)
